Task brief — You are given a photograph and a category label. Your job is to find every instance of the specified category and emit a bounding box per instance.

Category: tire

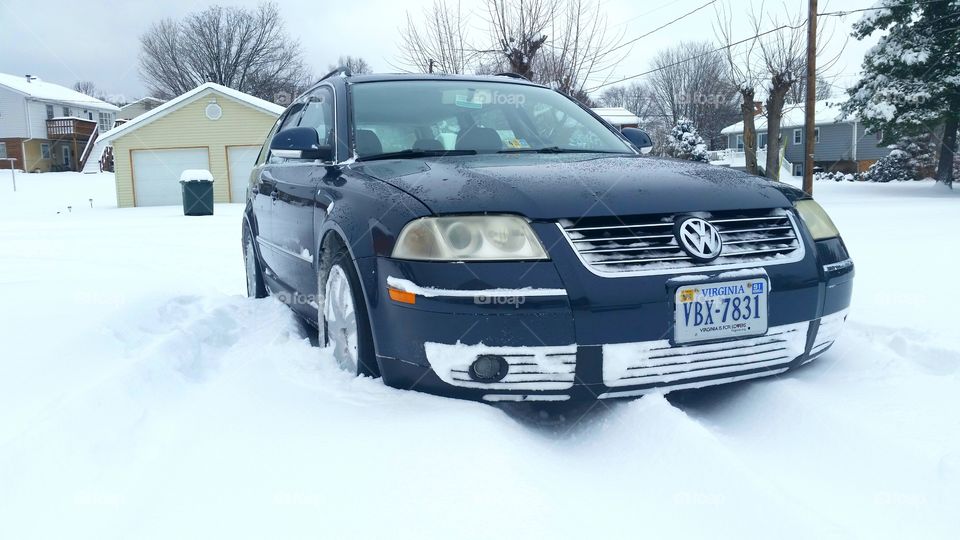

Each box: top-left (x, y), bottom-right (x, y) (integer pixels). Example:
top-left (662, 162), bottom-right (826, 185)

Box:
top-left (318, 238), bottom-right (379, 377)
top-left (243, 225), bottom-right (267, 298)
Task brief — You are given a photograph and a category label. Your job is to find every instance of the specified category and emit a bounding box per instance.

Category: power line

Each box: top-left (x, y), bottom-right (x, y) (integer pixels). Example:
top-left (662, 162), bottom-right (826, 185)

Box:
top-left (608, 0), bottom-right (719, 55)
top-left (588, 0), bottom-right (957, 92)
top-left (588, 20), bottom-right (806, 91)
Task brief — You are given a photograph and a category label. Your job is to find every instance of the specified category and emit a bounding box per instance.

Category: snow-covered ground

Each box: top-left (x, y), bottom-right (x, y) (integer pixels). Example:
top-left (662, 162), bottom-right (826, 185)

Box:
top-left (1, 171), bottom-right (958, 539)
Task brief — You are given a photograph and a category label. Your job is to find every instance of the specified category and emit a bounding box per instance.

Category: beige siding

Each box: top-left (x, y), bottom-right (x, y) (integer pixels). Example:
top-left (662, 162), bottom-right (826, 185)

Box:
top-left (112, 89), bottom-right (276, 208)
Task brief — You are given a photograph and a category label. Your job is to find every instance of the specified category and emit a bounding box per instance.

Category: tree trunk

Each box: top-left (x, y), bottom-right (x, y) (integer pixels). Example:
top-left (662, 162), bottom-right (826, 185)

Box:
top-left (936, 114), bottom-right (958, 187)
top-left (765, 87), bottom-right (789, 180)
top-left (740, 89), bottom-right (758, 175)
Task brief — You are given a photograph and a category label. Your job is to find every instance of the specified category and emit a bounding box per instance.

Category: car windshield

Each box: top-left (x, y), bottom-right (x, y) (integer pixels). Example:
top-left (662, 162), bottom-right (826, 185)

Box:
top-left (349, 80), bottom-right (634, 160)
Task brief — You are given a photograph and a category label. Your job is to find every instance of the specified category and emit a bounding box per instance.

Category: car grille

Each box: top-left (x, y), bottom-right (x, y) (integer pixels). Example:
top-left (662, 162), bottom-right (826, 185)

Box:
top-left (601, 321), bottom-right (809, 391)
top-left (560, 209), bottom-right (803, 275)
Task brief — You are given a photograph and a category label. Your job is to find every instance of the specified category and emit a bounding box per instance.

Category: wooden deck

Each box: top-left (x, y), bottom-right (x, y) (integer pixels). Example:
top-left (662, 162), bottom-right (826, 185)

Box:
top-left (46, 118), bottom-right (97, 140)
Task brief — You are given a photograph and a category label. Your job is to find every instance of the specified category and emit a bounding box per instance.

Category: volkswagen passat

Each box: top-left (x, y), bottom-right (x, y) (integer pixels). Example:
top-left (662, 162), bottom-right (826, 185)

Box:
top-left (242, 71), bottom-right (853, 402)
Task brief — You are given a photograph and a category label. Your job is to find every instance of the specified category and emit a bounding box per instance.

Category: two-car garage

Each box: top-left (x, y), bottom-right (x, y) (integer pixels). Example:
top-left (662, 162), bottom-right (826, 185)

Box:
top-left (129, 145), bottom-right (260, 206)
top-left (97, 83), bottom-right (283, 208)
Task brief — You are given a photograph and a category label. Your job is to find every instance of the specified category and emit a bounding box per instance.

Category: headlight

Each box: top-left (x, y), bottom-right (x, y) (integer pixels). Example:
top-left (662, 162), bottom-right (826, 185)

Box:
top-left (794, 199), bottom-right (839, 240)
top-left (392, 216), bottom-right (549, 261)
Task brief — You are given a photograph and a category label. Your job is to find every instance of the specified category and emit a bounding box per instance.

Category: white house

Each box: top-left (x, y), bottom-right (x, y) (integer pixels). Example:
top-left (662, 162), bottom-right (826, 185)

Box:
top-left (0, 72), bottom-right (120, 172)
top-left (591, 107), bottom-right (641, 129)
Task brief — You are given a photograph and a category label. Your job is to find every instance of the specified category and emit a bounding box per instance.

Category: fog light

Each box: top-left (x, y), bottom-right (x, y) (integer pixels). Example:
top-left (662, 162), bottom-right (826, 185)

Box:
top-left (468, 355), bottom-right (508, 382)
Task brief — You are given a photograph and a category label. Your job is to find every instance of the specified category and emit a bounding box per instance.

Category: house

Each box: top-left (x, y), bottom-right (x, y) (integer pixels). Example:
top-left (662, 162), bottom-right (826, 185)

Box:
top-left (592, 107), bottom-right (641, 129)
top-left (118, 97), bottom-right (166, 121)
top-left (0, 73), bottom-right (119, 172)
top-left (93, 82), bottom-right (284, 207)
top-left (719, 100), bottom-right (891, 175)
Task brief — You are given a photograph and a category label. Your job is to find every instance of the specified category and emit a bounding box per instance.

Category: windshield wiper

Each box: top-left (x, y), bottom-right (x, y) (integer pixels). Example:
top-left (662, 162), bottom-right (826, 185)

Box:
top-left (498, 147), bottom-right (628, 154)
top-left (355, 149), bottom-right (478, 162)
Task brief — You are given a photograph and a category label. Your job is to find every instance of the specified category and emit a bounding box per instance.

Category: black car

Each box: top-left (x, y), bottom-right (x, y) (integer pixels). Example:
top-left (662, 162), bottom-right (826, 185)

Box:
top-left (242, 70), bottom-right (853, 403)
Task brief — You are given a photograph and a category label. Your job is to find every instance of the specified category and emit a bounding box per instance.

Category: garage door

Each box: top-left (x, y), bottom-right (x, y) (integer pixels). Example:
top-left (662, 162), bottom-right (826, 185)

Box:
top-left (227, 146), bottom-right (261, 203)
top-left (131, 148), bottom-right (210, 207)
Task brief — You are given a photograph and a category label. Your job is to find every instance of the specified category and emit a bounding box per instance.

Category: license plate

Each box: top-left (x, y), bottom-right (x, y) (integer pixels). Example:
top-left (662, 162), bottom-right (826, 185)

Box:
top-left (673, 277), bottom-right (769, 344)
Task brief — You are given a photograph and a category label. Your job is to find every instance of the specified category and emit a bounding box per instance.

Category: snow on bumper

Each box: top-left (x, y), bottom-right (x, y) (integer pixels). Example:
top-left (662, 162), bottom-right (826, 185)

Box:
top-left (423, 342), bottom-right (577, 391)
top-left (421, 311), bottom-right (848, 400)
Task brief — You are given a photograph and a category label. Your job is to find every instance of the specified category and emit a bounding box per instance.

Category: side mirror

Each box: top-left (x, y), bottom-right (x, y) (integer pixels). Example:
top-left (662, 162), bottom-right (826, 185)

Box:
top-left (271, 127), bottom-right (333, 161)
top-left (622, 128), bottom-right (654, 155)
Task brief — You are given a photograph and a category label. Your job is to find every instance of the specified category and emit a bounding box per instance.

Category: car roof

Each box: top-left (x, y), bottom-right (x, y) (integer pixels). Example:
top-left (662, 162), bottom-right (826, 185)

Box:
top-left (323, 72), bottom-right (544, 88)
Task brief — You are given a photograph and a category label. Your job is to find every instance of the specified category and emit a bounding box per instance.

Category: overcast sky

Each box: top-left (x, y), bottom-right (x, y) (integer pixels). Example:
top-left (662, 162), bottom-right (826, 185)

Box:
top-left (0, 0), bottom-right (880, 102)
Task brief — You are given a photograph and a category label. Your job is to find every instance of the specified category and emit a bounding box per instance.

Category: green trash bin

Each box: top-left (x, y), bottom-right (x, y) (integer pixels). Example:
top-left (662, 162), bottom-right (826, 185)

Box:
top-left (179, 169), bottom-right (214, 216)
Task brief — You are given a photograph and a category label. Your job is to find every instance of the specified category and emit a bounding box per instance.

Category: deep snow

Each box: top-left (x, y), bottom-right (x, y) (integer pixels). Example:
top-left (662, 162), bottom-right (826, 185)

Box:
top-left (0, 171), bottom-right (958, 539)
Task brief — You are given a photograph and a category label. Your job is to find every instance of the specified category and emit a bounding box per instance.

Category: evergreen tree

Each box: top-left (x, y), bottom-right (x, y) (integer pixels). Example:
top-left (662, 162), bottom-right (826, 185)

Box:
top-left (841, 0), bottom-right (960, 185)
top-left (666, 117), bottom-right (709, 162)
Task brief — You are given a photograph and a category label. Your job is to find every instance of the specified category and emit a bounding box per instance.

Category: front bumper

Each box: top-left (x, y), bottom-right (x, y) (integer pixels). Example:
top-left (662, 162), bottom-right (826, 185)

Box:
top-left (357, 242), bottom-right (854, 402)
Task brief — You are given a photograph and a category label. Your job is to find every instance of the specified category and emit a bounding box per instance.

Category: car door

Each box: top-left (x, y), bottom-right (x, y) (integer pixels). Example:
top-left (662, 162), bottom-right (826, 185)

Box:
top-left (268, 85), bottom-right (337, 312)
top-left (256, 102), bottom-right (305, 290)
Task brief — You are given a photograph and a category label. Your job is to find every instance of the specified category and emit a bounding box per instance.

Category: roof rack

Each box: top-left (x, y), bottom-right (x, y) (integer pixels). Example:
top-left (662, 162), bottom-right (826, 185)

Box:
top-left (318, 66), bottom-right (353, 83)
top-left (495, 72), bottom-right (530, 81)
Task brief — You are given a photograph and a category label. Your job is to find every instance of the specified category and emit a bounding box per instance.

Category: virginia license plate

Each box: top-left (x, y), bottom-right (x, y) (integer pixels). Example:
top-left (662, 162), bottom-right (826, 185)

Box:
top-left (673, 277), bottom-right (769, 344)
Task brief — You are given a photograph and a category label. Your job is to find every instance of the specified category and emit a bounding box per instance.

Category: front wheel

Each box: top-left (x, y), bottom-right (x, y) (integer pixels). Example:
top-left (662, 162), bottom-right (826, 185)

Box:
top-left (318, 242), bottom-right (379, 377)
top-left (243, 226), bottom-right (267, 298)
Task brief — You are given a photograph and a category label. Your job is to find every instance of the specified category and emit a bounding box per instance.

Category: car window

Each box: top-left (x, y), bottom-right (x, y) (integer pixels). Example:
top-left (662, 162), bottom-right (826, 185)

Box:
top-left (267, 102), bottom-right (306, 164)
top-left (350, 80), bottom-right (633, 158)
top-left (297, 86), bottom-right (335, 148)
top-left (256, 117), bottom-right (283, 165)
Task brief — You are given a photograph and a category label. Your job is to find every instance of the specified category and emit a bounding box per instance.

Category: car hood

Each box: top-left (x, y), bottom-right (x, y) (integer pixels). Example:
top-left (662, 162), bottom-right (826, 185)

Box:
top-left (348, 154), bottom-right (803, 220)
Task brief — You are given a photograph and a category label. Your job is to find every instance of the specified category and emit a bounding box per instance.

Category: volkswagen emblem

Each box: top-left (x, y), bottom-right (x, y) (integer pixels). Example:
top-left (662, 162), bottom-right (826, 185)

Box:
top-left (675, 217), bottom-right (723, 262)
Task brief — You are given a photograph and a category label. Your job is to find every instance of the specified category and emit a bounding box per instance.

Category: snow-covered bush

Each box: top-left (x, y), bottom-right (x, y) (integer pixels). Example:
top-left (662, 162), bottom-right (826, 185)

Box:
top-left (814, 171), bottom-right (858, 182)
top-left (665, 117), bottom-right (708, 162)
top-left (862, 149), bottom-right (915, 182)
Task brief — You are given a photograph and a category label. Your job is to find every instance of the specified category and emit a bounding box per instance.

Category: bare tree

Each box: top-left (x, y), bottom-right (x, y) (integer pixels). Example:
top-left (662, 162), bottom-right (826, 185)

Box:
top-left (485, 0), bottom-right (556, 80)
top-left (139, 2), bottom-right (309, 102)
top-left (536, 0), bottom-right (625, 103)
top-left (787, 73), bottom-right (833, 103)
top-left (396, 0), bottom-right (474, 74)
top-left (752, 8), bottom-right (842, 179)
top-left (599, 81), bottom-right (655, 120)
top-left (331, 55), bottom-right (372, 75)
top-left (714, 2), bottom-right (765, 174)
top-left (72, 81), bottom-right (104, 100)
top-left (646, 41), bottom-right (739, 149)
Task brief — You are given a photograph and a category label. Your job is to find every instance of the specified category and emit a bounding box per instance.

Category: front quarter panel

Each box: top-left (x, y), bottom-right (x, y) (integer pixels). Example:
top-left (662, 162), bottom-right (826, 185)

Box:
top-left (316, 166), bottom-right (432, 262)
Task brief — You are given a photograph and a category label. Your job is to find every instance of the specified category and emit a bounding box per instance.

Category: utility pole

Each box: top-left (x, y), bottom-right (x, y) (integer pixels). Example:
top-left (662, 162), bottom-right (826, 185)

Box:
top-left (428, 59), bottom-right (435, 74)
top-left (803, 0), bottom-right (817, 195)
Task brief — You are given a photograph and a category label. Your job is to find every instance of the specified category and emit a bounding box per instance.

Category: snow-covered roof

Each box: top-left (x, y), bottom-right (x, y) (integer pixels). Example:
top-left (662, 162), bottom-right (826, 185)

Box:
top-left (592, 107), bottom-right (642, 126)
top-left (119, 96), bottom-right (166, 110)
top-left (97, 82), bottom-right (285, 145)
top-left (0, 72), bottom-right (120, 112)
top-left (720, 100), bottom-right (851, 134)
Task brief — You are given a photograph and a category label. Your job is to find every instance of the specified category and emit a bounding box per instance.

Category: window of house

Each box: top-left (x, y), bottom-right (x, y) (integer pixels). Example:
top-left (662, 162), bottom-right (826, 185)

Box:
top-left (45, 105), bottom-right (54, 119)
top-left (40, 143), bottom-right (51, 159)
top-left (0, 143), bottom-right (7, 159)
top-left (62, 106), bottom-right (70, 117)
top-left (793, 163), bottom-right (803, 176)
top-left (814, 127), bottom-right (820, 143)
top-left (793, 129), bottom-right (802, 144)
top-left (736, 134), bottom-right (744, 151)
top-left (758, 132), bottom-right (768, 149)
top-left (98, 112), bottom-right (113, 133)
top-left (86, 111), bottom-right (93, 120)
